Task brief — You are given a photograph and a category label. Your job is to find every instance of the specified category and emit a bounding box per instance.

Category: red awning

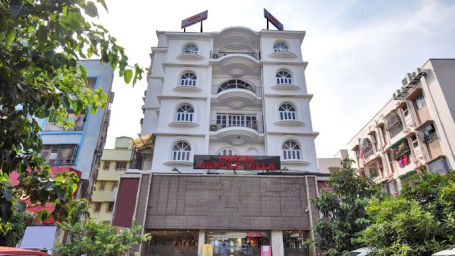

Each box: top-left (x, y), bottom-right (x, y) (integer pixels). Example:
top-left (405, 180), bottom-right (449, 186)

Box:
top-left (0, 247), bottom-right (51, 256)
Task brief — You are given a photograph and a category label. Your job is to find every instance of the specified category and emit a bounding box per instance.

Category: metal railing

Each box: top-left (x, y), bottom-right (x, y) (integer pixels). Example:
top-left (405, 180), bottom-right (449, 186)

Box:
top-left (210, 45), bottom-right (260, 60)
top-left (211, 84), bottom-right (262, 97)
top-left (209, 120), bottom-right (264, 133)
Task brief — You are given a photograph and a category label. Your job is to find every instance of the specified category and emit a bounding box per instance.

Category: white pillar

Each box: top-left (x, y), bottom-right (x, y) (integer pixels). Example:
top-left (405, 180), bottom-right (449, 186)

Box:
top-left (198, 230), bottom-right (205, 256)
top-left (271, 230), bottom-right (284, 256)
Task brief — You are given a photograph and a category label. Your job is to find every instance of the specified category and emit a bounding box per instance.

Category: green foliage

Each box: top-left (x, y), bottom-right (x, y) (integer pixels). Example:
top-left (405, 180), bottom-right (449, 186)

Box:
top-left (0, 0), bottom-right (143, 231)
top-left (53, 200), bottom-right (151, 256)
top-left (311, 158), bottom-right (384, 255)
top-left (361, 170), bottom-right (455, 256)
top-left (0, 210), bottom-right (36, 246)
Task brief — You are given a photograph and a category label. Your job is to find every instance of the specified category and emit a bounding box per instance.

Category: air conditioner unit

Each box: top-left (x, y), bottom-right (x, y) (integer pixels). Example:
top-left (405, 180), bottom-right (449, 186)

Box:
top-left (212, 53), bottom-right (219, 59)
top-left (401, 73), bottom-right (413, 87)
top-left (416, 67), bottom-right (423, 75)
top-left (210, 124), bottom-right (218, 131)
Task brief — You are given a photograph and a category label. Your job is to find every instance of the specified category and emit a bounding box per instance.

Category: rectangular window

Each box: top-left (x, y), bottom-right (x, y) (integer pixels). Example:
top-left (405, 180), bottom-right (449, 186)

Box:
top-left (107, 202), bottom-right (114, 212)
top-left (386, 113), bottom-right (403, 139)
top-left (420, 122), bottom-right (437, 143)
top-left (100, 182), bottom-right (106, 190)
top-left (95, 202), bottom-right (101, 212)
top-left (402, 104), bottom-right (409, 117)
top-left (44, 110), bottom-right (86, 131)
top-left (115, 161), bottom-right (127, 170)
top-left (112, 181), bottom-right (118, 191)
top-left (40, 144), bottom-right (78, 166)
top-left (283, 231), bottom-right (310, 256)
top-left (103, 161), bottom-right (110, 170)
top-left (86, 77), bottom-right (97, 90)
top-left (414, 93), bottom-right (426, 110)
top-left (411, 135), bottom-right (418, 147)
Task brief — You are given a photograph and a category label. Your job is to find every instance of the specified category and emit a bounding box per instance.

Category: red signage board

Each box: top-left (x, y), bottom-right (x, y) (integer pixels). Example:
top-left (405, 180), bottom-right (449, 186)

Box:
top-left (264, 8), bottom-right (283, 30)
top-left (193, 155), bottom-right (280, 170)
top-left (181, 10), bottom-right (208, 29)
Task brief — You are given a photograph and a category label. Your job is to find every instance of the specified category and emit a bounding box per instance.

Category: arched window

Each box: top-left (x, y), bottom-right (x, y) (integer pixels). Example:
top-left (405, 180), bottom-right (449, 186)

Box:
top-left (176, 104), bottom-right (194, 122)
top-left (183, 44), bottom-right (198, 54)
top-left (172, 141), bottom-right (191, 161)
top-left (282, 140), bottom-right (301, 160)
top-left (273, 42), bottom-right (288, 52)
top-left (180, 72), bottom-right (197, 86)
top-left (279, 103), bottom-right (296, 120)
top-left (276, 70), bottom-right (292, 84)
top-left (217, 148), bottom-right (237, 156)
top-left (217, 79), bottom-right (255, 94)
top-left (360, 138), bottom-right (374, 159)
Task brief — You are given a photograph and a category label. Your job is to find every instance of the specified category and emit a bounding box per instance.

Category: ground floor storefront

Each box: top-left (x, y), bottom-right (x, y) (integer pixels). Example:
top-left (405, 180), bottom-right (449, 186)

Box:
top-left (113, 173), bottom-right (320, 256)
top-left (144, 230), bottom-right (310, 255)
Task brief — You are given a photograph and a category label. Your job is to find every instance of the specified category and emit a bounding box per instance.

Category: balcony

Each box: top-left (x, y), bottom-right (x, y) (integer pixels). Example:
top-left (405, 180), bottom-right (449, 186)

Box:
top-left (209, 119), bottom-right (264, 146)
top-left (211, 45), bottom-right (260, 60)
top-left (211, 82), bottom-right (262, 109)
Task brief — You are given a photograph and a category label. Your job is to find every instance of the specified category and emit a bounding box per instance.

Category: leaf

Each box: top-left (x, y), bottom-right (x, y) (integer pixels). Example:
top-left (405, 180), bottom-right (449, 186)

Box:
top-left (84, 1), bottom-right (98, 17)
top-left (9, 0), bottom-right (33, 18)
top-left (5, 30), bottom-right (16, 48)
top-left (97, 0), bottom-right (108, 12)
top-left (16, 201), bottom-right (26, 212)
top-left (79, 64), bottom-right (87, 80)
top-left (37, 210), bottom-right (50, 221)
top-left (124, 69), bottom-right (133, 84)
top-left (3, 188), bottom-right (12, 202)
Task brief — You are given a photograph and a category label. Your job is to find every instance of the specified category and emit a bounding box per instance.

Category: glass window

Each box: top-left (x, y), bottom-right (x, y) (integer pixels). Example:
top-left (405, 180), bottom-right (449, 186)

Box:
top-left (279, 103), bottom-right (296, 120)
top-left (217, 148), bottom-right (237, 156)
top-left (146, 230), bottom-right (198, 256)
top-left (172, 141), bottom-right (191, 161)
top-left (107, 202), bottom-right (114, 212)
top-left (276, 70), bottom-right (292, 84)
top-left (205, 231), bottom-right (270, 256)
top-left (385, 112), bottom-right (403, 138)
top-left (282, 140), bottom-right (301, 160)
top-left (183, 44), bottom-right (198, 54)
top-left (217, 79), bottom-right (255, 94)
top-left (414, 93), bottom-right (426, 110)
top-left (103, 161), bottom-right (110, 170)
top-left (115, 161), bottom-right (127, 170)
top-left (402, 104), bottom-right (409, 117)
top-left (420, 122), bottom-right (437, 143)
top-left (94, 202), bottom-right (101, 212)
top-left (44, 110), bottom-right (86, 131)
top-left (112, 181), bottom-right (118, 191)
top-left (180, 72), bottom-right (197, 86)
top-left (361, 138), bottom-right (374, 159)
top-left (100, 182), bottom-right (105, 190)
top-left (273, 42), bottom-right (289, 52)
top-left (411, 135), bottom-right (419, 147)
top-left (40, 144), bottom-right (78, 166)
top-left (176, 104), bottom-right (194, 122)
top-left (283, 230), bottom-right (310, 256)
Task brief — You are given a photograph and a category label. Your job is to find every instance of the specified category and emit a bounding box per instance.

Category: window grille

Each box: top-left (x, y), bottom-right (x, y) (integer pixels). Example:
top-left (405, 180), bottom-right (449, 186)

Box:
top-left (172, 141), bottom-right (191, 161)
top-left (282, 140), bottom-right (301, 160)
top-left (183, 44), bottom-right (198, 54)
top-left (180, 72), bottom-right (197, 86)
top-left (273, 42), bottom-right (289, 52)
top-left (176, 104), bottom-right (194, 122)
top-left (279, 103), bottom-right (296, 120)
top-left (40, 144), bottom-right (78, 166)
top-left (276, 71), bottom-right (292, 84)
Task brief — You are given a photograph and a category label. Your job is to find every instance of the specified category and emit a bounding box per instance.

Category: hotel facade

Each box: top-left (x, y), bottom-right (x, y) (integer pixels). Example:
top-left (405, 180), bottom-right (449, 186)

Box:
top-left (113, 27), bottom-right (322, 256)
top-left (348, 59), bottom-right (455, 193)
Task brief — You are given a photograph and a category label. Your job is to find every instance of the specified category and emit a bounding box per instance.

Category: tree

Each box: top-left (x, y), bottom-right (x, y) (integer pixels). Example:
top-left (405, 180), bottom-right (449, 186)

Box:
top-left (52, 200), bottom-right (151, 256)
top-left (361, 170), bottom-right (455, 256)
top-left (311, 158), bottom-right (384, 255)
top-left (0, 210), bottom-right (36, 246)
top-left (0, 0), bottom-right (143, 231)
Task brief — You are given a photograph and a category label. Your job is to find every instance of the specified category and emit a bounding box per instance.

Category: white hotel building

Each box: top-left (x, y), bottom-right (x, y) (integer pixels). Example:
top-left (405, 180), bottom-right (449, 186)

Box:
top-left (141, 27), bottom-right (318, 173)
top-left (114, 27), bottom-right (322, 256)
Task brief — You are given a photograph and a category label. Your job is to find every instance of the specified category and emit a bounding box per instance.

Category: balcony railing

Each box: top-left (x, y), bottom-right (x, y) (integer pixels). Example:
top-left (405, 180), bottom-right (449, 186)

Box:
top-left (209, 120), bottom-right (264, 133)
top-left (211, 84), bottom-right (262, 97)
top-left (210, 45), bottom-right (260, 60)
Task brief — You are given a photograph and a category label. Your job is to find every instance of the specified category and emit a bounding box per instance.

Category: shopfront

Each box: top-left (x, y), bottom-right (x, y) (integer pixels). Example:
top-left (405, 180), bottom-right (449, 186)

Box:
top-left (114, 173), bottom-right (319, 256)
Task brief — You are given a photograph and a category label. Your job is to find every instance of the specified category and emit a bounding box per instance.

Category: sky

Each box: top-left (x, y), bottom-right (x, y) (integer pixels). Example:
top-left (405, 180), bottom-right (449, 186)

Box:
top-left (99, 0), bottom-right (455, 158)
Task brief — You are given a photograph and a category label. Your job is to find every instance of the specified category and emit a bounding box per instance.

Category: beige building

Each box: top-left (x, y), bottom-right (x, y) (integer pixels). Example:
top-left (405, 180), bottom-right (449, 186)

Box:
top-left (90, 136), bottom-right (133, 223)
top-left (348, 59), bottom-right (455, 193)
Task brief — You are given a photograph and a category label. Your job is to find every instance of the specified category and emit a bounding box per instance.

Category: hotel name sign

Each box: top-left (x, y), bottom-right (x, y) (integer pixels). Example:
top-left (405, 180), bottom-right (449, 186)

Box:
top-left (193, 155), bottom-right (281, 170)
top-left (181, 10), bottom-right (208, 29)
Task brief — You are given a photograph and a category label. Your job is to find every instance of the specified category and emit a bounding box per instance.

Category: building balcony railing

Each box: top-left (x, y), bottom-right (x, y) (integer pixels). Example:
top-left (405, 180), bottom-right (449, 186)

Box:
top-left (210, 45), bottom-right (260, 60)
top-left (211, 84), bottom-right (262, 97)
top-left (209, 120), bottom-right (264, 133)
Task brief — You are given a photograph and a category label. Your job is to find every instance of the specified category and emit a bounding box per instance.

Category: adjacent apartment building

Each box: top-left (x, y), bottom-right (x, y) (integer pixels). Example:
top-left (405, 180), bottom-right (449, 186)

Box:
top-left (113, 26), bottom-right (321, 256)
top-left (89, 136), bottom-right (132, 223)
top-left (39, 60), bottom-right (114, 198)
top-left (348, 59), bottom-right (455, 193)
